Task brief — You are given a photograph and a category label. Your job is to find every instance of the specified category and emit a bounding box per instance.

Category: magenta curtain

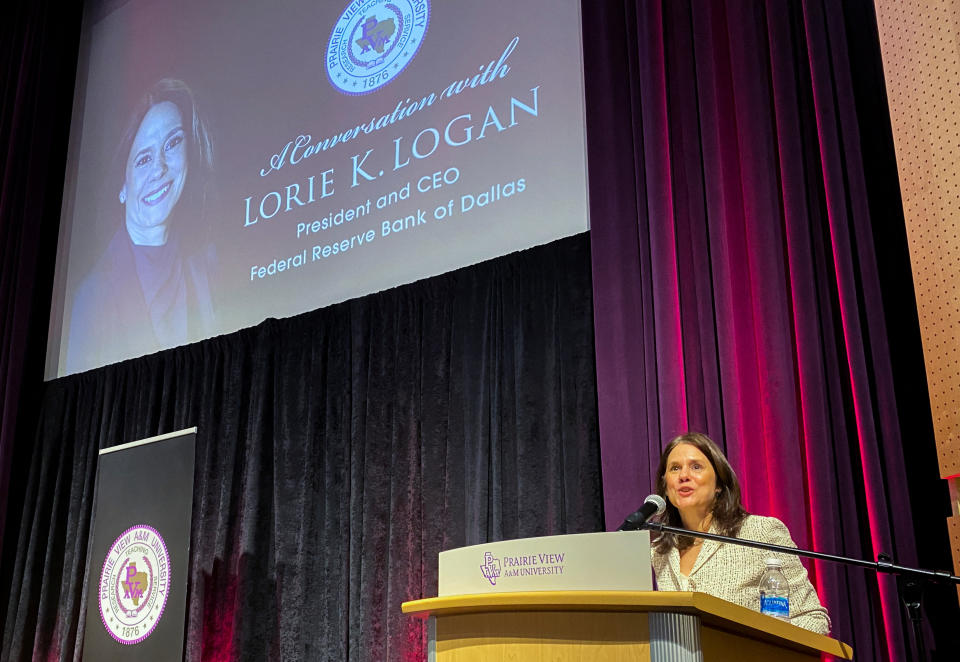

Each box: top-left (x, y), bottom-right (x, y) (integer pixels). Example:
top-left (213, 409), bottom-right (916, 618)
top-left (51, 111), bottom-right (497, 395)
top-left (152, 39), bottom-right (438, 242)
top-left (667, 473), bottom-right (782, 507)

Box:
top-left (586, 1), bottom-right (924, 658)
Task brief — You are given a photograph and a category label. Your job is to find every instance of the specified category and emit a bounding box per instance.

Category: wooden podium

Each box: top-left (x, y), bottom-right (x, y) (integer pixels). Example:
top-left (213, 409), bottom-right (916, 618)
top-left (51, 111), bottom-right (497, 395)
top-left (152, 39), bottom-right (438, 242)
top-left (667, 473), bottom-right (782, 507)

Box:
top-left (402, 590), bottom-right (854, 661)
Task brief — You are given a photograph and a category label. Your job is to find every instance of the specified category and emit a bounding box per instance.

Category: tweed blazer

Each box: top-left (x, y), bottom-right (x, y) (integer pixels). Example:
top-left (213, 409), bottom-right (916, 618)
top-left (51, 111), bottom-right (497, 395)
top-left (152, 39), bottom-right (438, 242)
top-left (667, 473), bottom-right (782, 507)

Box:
top-left (652, 514), bottom-right (831, 635)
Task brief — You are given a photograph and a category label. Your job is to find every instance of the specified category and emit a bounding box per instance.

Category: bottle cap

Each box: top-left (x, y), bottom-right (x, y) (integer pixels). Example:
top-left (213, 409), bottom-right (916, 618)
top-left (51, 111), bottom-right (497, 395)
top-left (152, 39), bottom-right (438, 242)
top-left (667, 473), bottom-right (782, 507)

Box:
top-left (764, 558), bottom-right (782, 568)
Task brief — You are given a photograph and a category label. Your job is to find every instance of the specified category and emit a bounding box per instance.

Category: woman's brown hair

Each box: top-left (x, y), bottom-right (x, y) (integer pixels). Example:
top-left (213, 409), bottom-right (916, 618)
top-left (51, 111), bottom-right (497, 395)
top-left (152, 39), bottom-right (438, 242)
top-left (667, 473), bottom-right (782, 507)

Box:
top-left (653, 432), bottom-right (748, 554)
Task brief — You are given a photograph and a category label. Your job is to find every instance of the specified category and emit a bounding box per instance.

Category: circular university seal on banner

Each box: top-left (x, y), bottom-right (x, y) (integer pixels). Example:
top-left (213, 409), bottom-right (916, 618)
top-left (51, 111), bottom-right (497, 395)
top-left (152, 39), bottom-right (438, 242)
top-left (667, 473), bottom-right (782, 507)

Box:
top-left (98, 524), bottom-right (170, 645)
top-left (326, 0), bottom-right (430, 95)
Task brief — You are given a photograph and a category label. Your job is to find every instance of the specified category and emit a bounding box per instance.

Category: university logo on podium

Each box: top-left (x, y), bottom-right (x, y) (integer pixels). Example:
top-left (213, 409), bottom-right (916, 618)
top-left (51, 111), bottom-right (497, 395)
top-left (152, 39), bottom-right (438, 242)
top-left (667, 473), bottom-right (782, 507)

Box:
top-left (480, 551), bottom-right (501, 585)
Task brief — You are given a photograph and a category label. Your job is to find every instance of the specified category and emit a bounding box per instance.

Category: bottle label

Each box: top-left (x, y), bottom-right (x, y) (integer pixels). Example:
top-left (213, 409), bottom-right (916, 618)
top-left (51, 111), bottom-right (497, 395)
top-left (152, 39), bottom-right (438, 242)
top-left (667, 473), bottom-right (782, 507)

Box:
top-left (760, 595), bottom-right (789, 618)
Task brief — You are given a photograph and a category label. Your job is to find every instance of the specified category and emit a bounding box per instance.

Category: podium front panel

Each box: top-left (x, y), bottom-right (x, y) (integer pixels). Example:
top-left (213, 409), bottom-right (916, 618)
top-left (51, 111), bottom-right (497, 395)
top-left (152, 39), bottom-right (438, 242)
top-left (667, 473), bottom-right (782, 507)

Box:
top-left (439, 530), bottom-right (651, 596)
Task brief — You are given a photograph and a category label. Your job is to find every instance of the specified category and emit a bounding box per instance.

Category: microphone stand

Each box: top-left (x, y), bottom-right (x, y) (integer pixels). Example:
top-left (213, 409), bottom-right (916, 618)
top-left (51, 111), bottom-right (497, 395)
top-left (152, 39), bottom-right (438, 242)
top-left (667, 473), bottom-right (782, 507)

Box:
top-left (642, 520), bottom-right (960, 662)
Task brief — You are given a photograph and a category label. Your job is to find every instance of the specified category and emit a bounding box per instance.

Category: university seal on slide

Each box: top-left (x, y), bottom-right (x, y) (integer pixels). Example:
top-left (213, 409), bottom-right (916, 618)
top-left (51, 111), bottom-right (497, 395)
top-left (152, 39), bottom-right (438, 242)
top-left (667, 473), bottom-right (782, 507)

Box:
top-left (327, 0), bottom-right (430, 95)
top-left (98, 524), bottom-right (170, 645)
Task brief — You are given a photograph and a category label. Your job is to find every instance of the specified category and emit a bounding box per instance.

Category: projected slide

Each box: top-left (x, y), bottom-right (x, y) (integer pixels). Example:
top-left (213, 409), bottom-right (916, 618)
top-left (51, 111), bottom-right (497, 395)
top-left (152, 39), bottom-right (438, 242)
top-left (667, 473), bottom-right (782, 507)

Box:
top-left (46, 0), bottom-right (588, 378)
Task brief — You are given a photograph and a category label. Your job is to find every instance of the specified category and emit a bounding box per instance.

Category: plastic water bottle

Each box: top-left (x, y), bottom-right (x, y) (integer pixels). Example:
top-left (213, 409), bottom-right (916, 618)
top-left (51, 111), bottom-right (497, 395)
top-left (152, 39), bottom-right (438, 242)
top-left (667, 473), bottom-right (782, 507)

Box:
top-left (758, 558), bottom-right (790, 619)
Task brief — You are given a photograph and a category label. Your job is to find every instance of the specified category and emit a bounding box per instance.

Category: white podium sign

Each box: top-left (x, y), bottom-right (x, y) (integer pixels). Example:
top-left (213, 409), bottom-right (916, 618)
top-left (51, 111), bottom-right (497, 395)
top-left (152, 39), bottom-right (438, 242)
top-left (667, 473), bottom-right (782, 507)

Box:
top-left (438, 531), bottom-right (651, 596)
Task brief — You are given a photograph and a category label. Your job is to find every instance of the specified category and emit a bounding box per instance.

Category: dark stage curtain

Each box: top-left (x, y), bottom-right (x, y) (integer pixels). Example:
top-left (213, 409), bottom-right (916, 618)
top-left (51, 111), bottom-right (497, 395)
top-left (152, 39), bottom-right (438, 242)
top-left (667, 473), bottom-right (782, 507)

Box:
top-left (0, 235), bottom-right (603, 661)
top-left (0, 0), bottom-right (83, 589)
top-left (586, 1), bottom-right (955, 659)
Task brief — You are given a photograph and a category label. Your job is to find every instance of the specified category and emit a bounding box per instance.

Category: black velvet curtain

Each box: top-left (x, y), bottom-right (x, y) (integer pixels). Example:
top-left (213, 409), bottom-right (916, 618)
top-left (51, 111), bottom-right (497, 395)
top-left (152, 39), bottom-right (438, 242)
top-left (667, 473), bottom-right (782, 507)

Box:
top-left (1, 235), bottom-right (603, 660)
top-left (0, 0), bottom-right (83, 618)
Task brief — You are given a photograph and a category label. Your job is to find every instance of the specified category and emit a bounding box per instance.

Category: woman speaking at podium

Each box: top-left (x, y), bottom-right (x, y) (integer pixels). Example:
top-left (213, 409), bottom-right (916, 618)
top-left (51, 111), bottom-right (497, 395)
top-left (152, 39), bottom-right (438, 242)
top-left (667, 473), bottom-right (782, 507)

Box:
top-left (651, 432), bottom-right (831, 635)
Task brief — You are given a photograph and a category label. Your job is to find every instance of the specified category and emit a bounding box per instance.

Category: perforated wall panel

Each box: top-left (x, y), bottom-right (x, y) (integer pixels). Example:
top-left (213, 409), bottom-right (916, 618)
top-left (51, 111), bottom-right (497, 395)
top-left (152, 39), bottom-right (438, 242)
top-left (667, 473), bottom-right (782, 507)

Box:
top-left (873, 0), bottom-right (960, 478)
top-left (873, 0), bottom-right (960, 599)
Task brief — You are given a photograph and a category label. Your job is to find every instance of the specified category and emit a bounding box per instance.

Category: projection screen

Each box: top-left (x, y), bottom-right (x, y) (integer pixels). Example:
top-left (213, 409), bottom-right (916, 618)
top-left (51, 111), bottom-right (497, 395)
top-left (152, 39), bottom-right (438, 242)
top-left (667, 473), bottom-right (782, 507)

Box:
top-left (46, 0), bottom-right (589, 378)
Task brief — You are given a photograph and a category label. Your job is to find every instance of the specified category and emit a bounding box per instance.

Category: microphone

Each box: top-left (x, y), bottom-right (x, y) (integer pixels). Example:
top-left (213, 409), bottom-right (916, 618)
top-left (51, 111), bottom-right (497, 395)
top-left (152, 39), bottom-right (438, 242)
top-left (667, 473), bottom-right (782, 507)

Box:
top-left (617, 494), bottom-right (666, 531)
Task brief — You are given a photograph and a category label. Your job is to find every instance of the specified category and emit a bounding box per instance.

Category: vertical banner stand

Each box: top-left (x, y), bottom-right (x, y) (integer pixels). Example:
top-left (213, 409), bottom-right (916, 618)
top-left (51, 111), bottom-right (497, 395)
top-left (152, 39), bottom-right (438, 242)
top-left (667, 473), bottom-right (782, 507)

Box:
top-left (81, 428), bottom-right (196, 661)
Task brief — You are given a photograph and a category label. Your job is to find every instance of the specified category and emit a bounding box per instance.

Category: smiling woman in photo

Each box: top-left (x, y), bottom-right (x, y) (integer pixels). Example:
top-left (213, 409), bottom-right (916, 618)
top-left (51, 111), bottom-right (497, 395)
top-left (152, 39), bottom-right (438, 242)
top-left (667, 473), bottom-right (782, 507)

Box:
top-left (651, 432), bottom-right (832, 635)
top-left (67, 79), bottom-right (217, 373)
